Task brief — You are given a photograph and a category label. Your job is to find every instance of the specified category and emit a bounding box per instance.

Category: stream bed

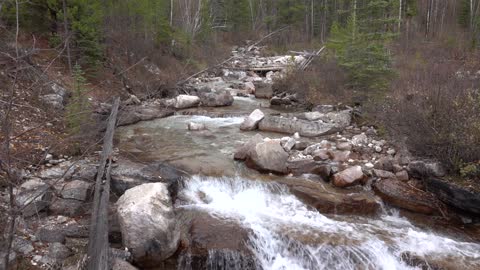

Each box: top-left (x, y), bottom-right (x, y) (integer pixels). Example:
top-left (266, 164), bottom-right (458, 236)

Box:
top-left (116, 96), bottom-right (480, 270)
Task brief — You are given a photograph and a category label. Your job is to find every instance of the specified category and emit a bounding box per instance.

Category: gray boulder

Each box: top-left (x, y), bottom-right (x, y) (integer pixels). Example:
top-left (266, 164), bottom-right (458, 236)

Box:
top-left (245, 140), bottom-right (289, 174)
top-left (199, 91), bottom-right (234, 107)
top-left (16, 178), bottom-right (52, 217)
top-left (60, 180), bottom-right (92, 201)
top-left (240, 109), bottom-right (265, 131)
top-left (407, 160), bottom-right (446, 178)
top-left (174, 95), bottom-right (200, 109)
top-left (234, 134), bottom-right (264, 161)
top-left (258, 116), bottom-right (338, 137)
top-left (116, 183), bottom-right (180, 266)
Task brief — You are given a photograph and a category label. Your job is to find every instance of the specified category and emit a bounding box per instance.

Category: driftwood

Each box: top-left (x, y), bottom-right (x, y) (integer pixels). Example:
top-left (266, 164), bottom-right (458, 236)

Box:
top-left (299, 46), bottom-right (325, 71)
top-left (86, 97), bottom-right (120, 270)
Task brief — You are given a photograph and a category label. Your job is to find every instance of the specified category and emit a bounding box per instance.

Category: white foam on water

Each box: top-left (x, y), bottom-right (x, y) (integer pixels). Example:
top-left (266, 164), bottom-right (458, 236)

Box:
top-left (178, 176), bottom-right (480, 270)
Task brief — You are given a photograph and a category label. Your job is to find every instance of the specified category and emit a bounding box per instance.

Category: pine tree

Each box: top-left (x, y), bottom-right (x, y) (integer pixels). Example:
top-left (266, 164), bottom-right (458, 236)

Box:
top-left (66, 64), bottom-right (90, 135)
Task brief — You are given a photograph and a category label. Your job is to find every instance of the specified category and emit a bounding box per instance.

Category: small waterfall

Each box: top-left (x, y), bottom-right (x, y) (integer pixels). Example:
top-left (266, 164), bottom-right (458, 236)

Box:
top-left (177, 176), bottom-right (480, 270)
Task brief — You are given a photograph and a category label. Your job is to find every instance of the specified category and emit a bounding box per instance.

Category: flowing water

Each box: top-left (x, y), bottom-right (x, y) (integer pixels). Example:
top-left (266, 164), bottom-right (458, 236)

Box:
top-left (116, 97), bottom-right (480, 270)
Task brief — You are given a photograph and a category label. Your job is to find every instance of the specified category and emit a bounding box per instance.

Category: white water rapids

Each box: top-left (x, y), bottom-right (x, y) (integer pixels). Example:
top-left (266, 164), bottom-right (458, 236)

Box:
top-left (177, 176), bottom-right (480, 270)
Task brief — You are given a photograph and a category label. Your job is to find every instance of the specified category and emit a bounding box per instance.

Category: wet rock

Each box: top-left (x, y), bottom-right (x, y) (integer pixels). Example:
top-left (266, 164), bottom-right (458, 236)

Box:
top-left (116, 183), bottom-right (180, 266)
top-left (60, 180), bottom-right (92, 201)
top-left (332, 166), bottom-right (365, 188)
top-left (286, 156), bottom-right (331, 179)
top-left (178, 213), bottom-right (258, 270)
top-left (111, 160), bottom-right (188, 197)
top-left (16, 178), bottom-right (52, 217)
top-left (187, 122), bottom-right (206, 131)
top-left (373, 178), bottom-right (439, 214)
top-left (175, 95), bottom-right (201, 109)
top-left (258, 116), bottom-right (338, 137)
top-left (407, 160), bottom-right (446, 178)
top-left (199, 91), bottom-right (234, 107)
top-left (117, 106), bottom-right (174, 126)
top-left (425, 177), bottom-right (480, 215)
top-left (112, 258), bottom-right (138, 270)
top-left (373, 169), bottom-right (396, 179)
top-left (234, 134), bottom-right (264, 161)
top-left (245, 140), bottom-right (289, 174)
top-left (253, 82), bottom-right (273, 99)
top-left (291, 185), bottom-right (380, 216)
top-left (240, 109), bottom-right (264, 131)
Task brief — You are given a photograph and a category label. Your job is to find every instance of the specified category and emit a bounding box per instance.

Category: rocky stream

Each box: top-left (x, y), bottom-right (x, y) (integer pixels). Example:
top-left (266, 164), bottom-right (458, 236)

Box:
top-left (3, 46), bottom-right (480, 270)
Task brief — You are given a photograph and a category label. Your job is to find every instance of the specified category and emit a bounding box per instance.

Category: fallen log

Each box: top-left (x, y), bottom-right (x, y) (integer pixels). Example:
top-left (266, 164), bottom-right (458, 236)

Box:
top-left (86, 97), bottom-right (120, 270)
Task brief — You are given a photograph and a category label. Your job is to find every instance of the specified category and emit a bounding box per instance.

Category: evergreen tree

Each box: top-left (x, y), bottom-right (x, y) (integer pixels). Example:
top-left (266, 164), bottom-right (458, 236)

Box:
top-left (66, 64), bottom-right (90, 135)
top-left (226, 0), bottom-right (250, 31)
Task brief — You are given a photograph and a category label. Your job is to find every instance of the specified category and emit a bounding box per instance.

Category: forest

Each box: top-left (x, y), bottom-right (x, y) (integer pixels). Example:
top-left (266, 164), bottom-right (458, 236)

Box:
top-left (1, 1), bottom-right (480, 270)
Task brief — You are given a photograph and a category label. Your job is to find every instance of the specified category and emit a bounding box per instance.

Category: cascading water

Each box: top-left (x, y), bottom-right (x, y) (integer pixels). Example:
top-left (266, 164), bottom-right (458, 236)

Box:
top-left (177, 176), bottom-right (480, 270)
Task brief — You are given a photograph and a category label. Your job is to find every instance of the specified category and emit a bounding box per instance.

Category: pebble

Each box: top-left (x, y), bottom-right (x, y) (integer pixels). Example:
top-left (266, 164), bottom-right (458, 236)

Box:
top-left (365, 162), bottom-right (374, 168)
top-left (375, 146), bottom-right (382, 153)
top-left (387, 148), bottom-right (396, 155)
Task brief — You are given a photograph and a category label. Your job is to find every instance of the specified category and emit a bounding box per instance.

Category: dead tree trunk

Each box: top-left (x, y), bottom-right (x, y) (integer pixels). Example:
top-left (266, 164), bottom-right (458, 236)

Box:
top-left (86, 97), bottom-right (120, 270)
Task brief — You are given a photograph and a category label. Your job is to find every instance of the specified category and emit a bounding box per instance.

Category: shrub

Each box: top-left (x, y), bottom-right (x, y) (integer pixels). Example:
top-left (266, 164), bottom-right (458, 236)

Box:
top-left (381, 43), bottom-right (480, 174)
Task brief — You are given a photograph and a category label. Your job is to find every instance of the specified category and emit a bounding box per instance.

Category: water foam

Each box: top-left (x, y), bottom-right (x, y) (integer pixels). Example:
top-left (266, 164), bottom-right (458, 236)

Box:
top-left (178, 176), bottom-right (480, 270)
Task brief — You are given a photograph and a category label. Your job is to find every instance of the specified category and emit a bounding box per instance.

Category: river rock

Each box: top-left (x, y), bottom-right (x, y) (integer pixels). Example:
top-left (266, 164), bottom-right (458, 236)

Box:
top-left (234, 134), bottom-right (264, 161)
top-left (351, 133), bottom-right (368, 146)
top-left (258, 116), bottom-right (338, 137)
top-left (199, 91), bottom-right (234, 107)
top-left (337, 142), bottom-right (352, 151)
top-left (424, 177), bottom-right (480, 215)
top-left (328, 150), bottom-right (351, 162)
top-left (188, 122), bottom-right (206, 131)
top-left (373, 178), bottom-right (439, 214)
top-left (291, 185), bottom-right (380, 216)
top-left (174, 95), bottom-right (200, 109)
top-left (286, 158), bottom-right (331, 179)
top-left (111, 160), bottom-right (188, 197)
top-left (332, 166), bottom-right (365, 188)
top-left (374, 156), bottom-right (395, 172)
top-left (116, 183), bottom-right (180, 266)
top-left (243, 82), bottom-right (256, 93)
top-left (245, 140), bottom-right (289, 174)
top-left (179, 213), bottom-right (258, 270)
top-left (407, 160), bottom-right (446, 178)
top-left (326, 110), bottom-right (352, 128)
top-left (281, 137), bottom-right (296, 151)
top-left (49, 196), bottom-right (85, 217)
top-left (118, 106), bottom-right (174, 126)
top-left (304, 111), bottom-right (323, 121)
top-left (240, 109), bottom-right (265, 131)
top-left (395, 170), bottom-right (409, 181)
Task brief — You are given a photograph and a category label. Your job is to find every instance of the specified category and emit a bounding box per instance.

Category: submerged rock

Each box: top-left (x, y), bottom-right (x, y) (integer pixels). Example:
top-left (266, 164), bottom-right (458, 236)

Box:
top-left (116, 183), bottom-right (180, 266)
top-left (374, 178), bottom-right (440, 214)
top-left (187, 122), bottom-right (207, 131)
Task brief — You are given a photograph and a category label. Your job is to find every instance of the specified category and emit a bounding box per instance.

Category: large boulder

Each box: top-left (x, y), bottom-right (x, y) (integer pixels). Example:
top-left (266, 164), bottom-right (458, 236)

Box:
top-left (234, 134), bottom-right (264, 161)
top-left (373, 178), bottom-right (440, 214)
top-left (174, 95), bottom-right (201, 109)
top-left (117, 106), bottom-right (174, 126)
top-left (332, 166), bottom-right (365, 188)
top-left (16, 178), bottom-right (52, 217)
top-left (240, 109), bottom-right (265, 131)
top-left (60, 180), bottom-right (92, 201)
top-left (199, 91), bottom-right (234, 107)
top-left (111, 160), bottom-right (188, 197)
top-left (424, 177), bottom-right (480, 215)
top-left (258, 116), bottom-right (338, 137)
top-left (245, 140), bottom-right (289, 174)
top-left (116, 183), bottom-right (180, 266)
